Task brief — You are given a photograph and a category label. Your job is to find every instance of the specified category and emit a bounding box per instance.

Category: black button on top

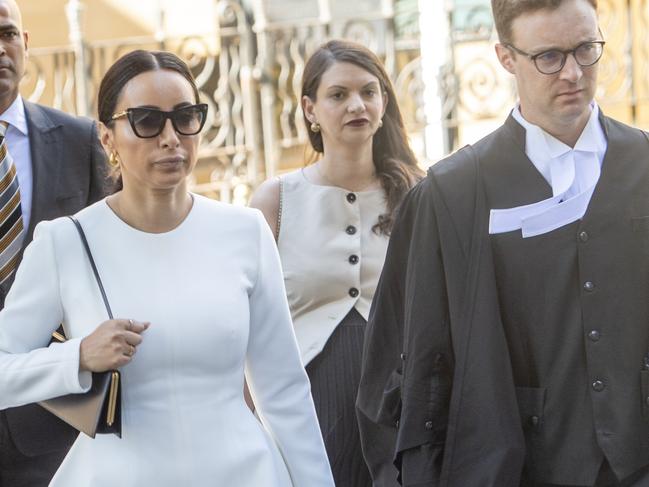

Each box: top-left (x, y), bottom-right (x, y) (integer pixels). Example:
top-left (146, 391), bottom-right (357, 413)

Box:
top-left (349, 287), bottom-right (359, 298)
top-left (400, 353), bottom-right (406, 361)
top-left (530, 415), bottom-right (540, 427)
top-left (588, 330), bottom-right (600, 342)
top-left (348, 254), bottom-right (359, 265)
top-left (346, 225), bottom-right (357, 235)
top-left (592, 380), bottom-right (605, 392)
top-left (583, 281), bottom-right (595, 292)
top-left (346, 193), bottom-right (356, 203)
top-left (424, 421), bottom-right (434, 430)
top-left (579, 231), bottom-right (589, 242)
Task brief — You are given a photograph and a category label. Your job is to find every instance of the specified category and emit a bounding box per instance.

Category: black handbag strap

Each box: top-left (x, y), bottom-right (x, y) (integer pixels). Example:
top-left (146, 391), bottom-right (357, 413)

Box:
top-left (68, 216), bottom-right (114, 320)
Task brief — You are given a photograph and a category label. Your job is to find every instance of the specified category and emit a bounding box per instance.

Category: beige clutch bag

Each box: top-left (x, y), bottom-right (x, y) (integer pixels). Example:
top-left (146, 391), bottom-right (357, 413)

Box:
top-left (38, 216), bottom-right (122, 438)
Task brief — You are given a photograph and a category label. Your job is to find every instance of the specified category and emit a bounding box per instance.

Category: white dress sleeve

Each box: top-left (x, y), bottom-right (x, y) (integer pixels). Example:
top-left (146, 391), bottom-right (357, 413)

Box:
top-left (0, 220), bottom-right (91, 410)
top-left (245, 211), bottom-right (335, 487)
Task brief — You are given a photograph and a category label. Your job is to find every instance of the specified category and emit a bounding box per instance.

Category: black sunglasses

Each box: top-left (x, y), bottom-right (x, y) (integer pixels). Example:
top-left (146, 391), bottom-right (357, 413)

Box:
top-left (111, 103), bottom-right (208, 138)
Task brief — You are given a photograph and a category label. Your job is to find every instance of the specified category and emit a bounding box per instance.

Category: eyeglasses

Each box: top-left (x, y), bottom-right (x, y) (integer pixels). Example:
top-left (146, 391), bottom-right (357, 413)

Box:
top-left (111, 103), bottom-right (208, 138)
top-left (505, 40), bottom-right (605, 75)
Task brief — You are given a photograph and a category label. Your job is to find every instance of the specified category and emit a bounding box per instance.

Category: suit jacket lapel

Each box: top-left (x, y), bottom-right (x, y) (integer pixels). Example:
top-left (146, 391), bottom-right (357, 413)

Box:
top-left (480, 115), bottom-right (553, 210)
top-left (582, 114), bottom-right (649, 230)
top-left (23, 101), bottom-right (62, 245)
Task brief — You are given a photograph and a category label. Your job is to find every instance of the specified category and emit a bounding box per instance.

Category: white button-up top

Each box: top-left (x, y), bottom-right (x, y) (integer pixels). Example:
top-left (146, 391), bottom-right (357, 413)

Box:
top-left (278, 169), bottom-right (388, 365)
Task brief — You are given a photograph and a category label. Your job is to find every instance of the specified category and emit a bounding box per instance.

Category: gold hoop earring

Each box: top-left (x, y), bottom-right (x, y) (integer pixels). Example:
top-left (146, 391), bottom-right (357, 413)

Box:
top-left (310, 122), bottom-right (321, 133)
top-left (108, 151), bottom-right (120, 167)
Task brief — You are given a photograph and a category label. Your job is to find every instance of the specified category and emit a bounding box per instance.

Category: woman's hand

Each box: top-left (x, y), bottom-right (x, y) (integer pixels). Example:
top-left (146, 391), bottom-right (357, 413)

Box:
top-left (79, 319), bottom-right (150, 372)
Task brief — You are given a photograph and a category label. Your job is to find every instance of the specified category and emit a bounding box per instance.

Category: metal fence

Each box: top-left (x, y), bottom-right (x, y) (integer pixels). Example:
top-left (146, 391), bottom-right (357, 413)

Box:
top-left (24, 0), bottom-right (645, 200)
top-left (24, 0), bottom-right (425, 204)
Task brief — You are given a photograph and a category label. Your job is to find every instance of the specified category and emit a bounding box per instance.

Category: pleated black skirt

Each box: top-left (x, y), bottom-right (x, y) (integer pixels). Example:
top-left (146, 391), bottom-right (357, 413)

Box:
top-left (306, 307), bottom-right (372, 487)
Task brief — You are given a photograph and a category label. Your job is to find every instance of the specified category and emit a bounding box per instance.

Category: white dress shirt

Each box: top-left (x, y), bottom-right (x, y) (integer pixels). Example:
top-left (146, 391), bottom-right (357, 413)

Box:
top-left (0, 96), bottom-right (32, 231)
top-left (489, 103), bottom-right (607, 237)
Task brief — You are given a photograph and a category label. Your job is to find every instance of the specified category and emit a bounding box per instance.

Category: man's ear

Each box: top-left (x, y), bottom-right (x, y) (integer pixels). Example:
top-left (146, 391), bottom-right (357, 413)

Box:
top-left (495, 43), bottom-right (516, 75)
top-left (301, 95), bottom-right (316, 124)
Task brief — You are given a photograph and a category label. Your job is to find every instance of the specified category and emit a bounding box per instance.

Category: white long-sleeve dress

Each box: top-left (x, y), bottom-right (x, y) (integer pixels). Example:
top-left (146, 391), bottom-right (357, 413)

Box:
top-left (0, 194), bottom-right (334, 487)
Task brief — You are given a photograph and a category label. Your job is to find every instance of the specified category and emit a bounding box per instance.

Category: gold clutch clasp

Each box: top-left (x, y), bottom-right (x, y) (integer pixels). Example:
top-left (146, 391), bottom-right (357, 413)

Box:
top-left (106, 372), bottom-right (120, 426)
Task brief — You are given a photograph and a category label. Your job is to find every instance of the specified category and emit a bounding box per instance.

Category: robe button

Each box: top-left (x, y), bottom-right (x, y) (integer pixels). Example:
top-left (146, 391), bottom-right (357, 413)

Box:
top-left (424, 421), bottom-right (433, 430)
top-left (346, 193), bottom-right (356, 203)
top-left (592, 380), bottom-right (605, 392)
top-left (348, 254), bottom-right (359, 265)
top-left (578, 231), bottom-right (589, 242)
top-left (583, 281), bottom-right (595, 292)
top-left (349, 287), bottom-right (359, 298)
top-left (530, 415), bottom-right (540, 427)
top-left (587, 330), bottom-right (600, 342)
top-left (400, 353), bottom-right (406, 361)
top-left (346, 225), bottom-right (357, 235)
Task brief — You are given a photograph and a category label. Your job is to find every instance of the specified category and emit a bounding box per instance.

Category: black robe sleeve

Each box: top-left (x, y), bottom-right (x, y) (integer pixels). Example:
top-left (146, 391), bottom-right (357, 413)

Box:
top-left (357, 175), bottom-right (453, 487)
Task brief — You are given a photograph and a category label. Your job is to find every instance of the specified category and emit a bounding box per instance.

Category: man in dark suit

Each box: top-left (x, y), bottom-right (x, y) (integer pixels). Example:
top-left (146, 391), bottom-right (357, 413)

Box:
top-left (0, 1), bottom-right (108, 485)
top-left (358, 0), bottom-right (649, 486)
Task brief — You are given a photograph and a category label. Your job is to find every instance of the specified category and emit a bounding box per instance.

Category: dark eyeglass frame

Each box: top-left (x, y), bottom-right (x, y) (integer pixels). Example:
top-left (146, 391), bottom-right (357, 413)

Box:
top-left (111, 103), bottom-right (208, 139)
top-left (505, 40), bottom-right (606, 75)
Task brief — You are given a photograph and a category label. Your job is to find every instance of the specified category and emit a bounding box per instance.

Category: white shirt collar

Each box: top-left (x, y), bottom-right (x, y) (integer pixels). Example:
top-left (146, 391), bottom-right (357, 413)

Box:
top-left (512, 102), bottom-right (605, 157)
top-left (511, 102), bottom-right (606, 183)
top-left (0, 95), bottom-right (28, 136)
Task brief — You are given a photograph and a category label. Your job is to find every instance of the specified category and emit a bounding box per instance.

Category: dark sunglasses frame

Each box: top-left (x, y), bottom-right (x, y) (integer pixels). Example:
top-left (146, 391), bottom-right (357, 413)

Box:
top-left (505, 40), bottom-right (606, 75)
top-left (111, 103), bottom-right (208, 138)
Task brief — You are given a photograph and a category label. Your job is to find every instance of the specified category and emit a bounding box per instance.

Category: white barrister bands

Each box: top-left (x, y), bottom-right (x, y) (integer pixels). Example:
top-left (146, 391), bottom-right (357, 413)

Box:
top-left (489, 103), bottom-right (607, 238)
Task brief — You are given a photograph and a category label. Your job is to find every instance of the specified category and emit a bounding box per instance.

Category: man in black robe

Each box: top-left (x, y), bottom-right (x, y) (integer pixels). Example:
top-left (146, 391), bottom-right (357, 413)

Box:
top-left (357, 1), bottom-right (649, 486)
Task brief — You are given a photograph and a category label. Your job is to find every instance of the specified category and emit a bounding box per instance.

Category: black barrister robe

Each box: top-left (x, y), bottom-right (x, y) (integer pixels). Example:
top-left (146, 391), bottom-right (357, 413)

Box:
top-left (357, 114), bottom-right (649, 486)
top-left (356, 137), bottom-right (525, 487)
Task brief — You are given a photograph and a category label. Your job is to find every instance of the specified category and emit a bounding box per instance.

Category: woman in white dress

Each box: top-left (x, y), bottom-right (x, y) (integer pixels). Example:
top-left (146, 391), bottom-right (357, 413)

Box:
top-left (0, 50), bottom-right (334, 487)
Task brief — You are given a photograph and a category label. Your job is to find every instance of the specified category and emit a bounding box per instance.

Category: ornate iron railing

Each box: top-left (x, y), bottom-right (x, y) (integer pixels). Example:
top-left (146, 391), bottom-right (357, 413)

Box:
top-left (25, 0), bottom-right (428, 201)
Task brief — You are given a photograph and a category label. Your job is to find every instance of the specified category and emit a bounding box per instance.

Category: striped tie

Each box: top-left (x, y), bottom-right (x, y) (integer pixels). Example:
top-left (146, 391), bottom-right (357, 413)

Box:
top-left (0, 122), bottom-right (24, 285)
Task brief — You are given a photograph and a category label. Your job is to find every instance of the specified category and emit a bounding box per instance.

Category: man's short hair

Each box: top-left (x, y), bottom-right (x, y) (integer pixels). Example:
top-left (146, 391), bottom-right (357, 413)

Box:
top-left (491, 0), bottom-right (598, 44)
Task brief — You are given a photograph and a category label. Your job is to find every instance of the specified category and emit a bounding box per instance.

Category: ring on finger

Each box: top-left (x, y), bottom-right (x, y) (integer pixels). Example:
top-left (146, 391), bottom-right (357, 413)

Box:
top-left (127, 319), bottom-right (134, 331)
top-left (125, 345), bottom-right (135, 357)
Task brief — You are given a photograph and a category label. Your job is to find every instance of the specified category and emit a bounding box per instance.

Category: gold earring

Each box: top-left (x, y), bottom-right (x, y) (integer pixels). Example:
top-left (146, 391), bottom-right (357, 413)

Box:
top-left (108, 151), bottom-right (120, 167)
top-left (378, 119), bottom-right (383, 128)
top-left (310, 122), bottom-right (321, 133)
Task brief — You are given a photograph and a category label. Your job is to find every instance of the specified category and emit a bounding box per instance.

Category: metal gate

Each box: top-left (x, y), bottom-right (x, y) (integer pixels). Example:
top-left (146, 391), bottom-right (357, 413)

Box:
top-left (23, 0), bottom-right (425, 203)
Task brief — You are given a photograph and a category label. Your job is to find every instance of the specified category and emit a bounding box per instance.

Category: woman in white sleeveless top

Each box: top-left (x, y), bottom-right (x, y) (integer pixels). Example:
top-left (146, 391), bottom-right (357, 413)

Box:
top-left (251, 40), bottom-right (423, 487)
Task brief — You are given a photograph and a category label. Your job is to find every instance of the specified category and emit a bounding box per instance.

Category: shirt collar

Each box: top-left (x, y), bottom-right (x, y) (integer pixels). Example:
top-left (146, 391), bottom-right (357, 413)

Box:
top-left (0, 95), bottom-right (28, 136)
top-left (512, 102), bottom-right (605, 159)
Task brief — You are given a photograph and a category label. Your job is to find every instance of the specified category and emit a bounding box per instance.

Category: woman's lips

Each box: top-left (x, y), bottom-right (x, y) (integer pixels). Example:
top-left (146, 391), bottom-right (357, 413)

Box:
top-left (346, 119), bottom-right (370, 127)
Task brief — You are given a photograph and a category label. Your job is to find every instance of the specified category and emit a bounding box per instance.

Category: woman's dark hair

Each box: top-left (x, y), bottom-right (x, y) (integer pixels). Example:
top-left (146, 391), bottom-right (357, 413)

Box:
top-left (301, 39), bottom-right (423, 235)
top-left (97, 50), bottom-right (200, 191)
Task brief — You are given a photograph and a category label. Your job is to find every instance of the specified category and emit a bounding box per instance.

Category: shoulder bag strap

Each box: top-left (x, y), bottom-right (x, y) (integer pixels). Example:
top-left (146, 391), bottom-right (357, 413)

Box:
top-left (68, 216), bottom-right (114, 320)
